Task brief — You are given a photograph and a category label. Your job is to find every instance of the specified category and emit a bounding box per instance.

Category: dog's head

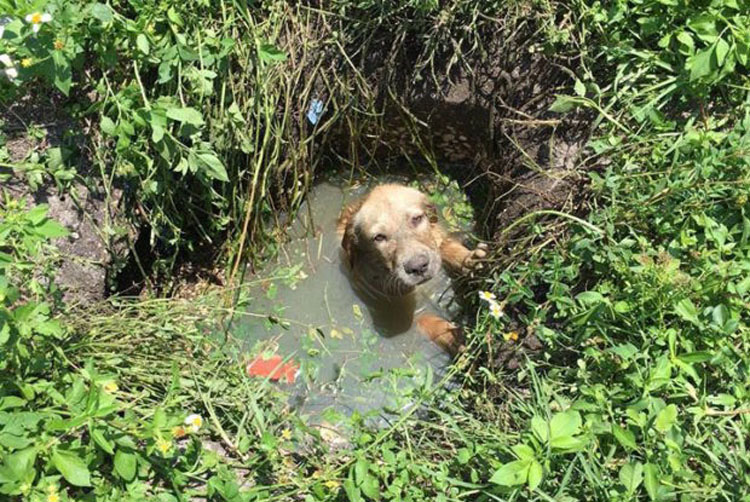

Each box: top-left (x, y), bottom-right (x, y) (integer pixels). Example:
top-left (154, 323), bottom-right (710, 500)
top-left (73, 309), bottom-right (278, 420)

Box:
top-left (340, 184), bottom-right (441, 297)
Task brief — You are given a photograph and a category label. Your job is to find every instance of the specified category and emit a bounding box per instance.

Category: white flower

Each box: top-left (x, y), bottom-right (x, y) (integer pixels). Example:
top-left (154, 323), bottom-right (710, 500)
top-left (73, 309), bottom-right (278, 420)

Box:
top-left (0, 54), bottom-right (12, 67)
top-left (489, 301), bottom-right (504, 320)
top-left (478, 290), bottom-right (496, 302)
top-left (4, 67), bottom-right (17, 79)
top-left (0, 17), bottom-right (11, 39)
top-left (25, 12), bottom-right (51, 34)
top-left (184, 413), bottom-right (203, 433)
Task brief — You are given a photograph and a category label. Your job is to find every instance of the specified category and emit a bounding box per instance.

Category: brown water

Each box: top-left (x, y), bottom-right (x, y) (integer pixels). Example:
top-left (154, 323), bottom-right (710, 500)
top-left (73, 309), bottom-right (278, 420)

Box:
top-left (231, 174), bottom-right (474, 427)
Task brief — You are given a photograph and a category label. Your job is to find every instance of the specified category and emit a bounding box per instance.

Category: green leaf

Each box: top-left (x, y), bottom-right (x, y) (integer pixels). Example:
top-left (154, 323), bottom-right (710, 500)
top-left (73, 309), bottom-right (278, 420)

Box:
top-left (166, 107), bottom-right (204, 126)
top-left (549, 410), bottom-right (581, 439)
top-left (258, 43), bottom-right (287, 63)
top-left (91, 428), bottom-right (114, 455)
top-left (489, 460), bottom-right (530, 486)
top-left (674, 298), bottom-right (700, 325)
top-left (51, 449), bottom-right (91, 487)
top-left (6, 447), bottom-right (36, 481)
top-left (34, 220), bottom-right (69, 239)
top-left (136, 34), bottom-right (150, 55)
top-left (574, 79), bottom-right (586, 97)
top-left (549, 435), bottom-right (585, 450)
top-left (26, 204), bottom-right (49, 225)
top-left (676, 31), bottom-right (695, 54)
top-left (549, 95), bottom-right (579, 113)
top-left (527, 460), bottom-right (543, 490)
top-left (689, 47), bottom-right (715, 81)
top-left (530, 416), bottom-right (548, 441)
top-left (114, 449), bottom-right (136, 482)
top-left (89, 3), bottom-right (113, 23)
top-left (576, 291), bottom-right (605, 305)
top-left (643, 463), bottom-right (660, 500)
top-left (167, 7), bottom-right (184, 27)
top-left (100, 116), bottom-right (116, 136)
top-left (612, 424), bottom-right (637, 450)
top-left (511, 443), bottom-right (535, 460)
top-left (619, 462), bottom-right (643, 495)
top-left (52, 51), bottom-right (72, 96)
top-left (715, 38), bottom-right (730, 66)
top-left (677, 351), bottom-right (712, 363)
top-left (196, 153), bottom-right (229, 182)
top-left (654, 404), bottom-right (678, 432)
top-left (0, 396), bottom-right (27, 411)
top-left (688, 14), bottom-right (719, 43)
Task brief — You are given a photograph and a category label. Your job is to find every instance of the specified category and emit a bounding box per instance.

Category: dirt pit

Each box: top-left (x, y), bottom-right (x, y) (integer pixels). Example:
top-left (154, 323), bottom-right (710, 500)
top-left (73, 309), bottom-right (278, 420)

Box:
top-left (230, 171), bottom-right (481, 429)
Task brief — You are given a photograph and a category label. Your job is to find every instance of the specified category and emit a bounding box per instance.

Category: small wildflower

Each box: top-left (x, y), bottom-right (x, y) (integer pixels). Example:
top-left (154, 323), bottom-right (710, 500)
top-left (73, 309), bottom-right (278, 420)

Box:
top-left (489, 302), bottom-right (504, 320)
top-left (172, 425), bottom-right (187, 438)
top-left (478, 290), bottom-right (496, 302)
top-left (323, 479), bottom-right (340, 490)
top-left (503, 331), bottom-right (519, 342)
top-left (184, 413), bottom-right (203, 433)
top-left (26, 12), bottom-right (51, 33)
top-left (103, 381), bottom-right (118, 393)
top-left (20, 58), bottom-right (32, 68)
top-left (156, 438), bottom-right (171, 454)
top-left (280, 428), bottom-right (292, 440)
top-left (0, 17), bottom-right (11, 39)
top-left (53, 39), bottom-right (64, 50)
top-left (47, 493), bottom-right (60, 502)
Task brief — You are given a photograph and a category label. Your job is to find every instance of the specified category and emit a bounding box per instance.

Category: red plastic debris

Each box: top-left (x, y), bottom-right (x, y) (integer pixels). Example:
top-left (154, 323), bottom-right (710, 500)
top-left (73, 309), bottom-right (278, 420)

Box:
top-left (246, 354), bottom-right (299, 384)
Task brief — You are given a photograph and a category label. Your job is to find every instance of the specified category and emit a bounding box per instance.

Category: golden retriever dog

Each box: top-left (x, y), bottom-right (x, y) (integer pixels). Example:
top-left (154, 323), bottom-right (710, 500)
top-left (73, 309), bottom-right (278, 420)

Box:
top-left (337, 183), bottom-right (486, 355)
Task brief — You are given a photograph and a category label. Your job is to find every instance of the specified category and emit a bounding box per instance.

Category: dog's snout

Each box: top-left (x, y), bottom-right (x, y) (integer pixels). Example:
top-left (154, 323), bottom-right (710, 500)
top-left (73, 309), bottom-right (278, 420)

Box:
top-left (404, 254), bottom-right (430, 276)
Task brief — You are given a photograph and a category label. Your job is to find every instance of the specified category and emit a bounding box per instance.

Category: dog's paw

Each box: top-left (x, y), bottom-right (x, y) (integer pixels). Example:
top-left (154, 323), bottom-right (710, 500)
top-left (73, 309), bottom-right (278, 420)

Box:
top-left (462, 243), bottom-right (488, 272)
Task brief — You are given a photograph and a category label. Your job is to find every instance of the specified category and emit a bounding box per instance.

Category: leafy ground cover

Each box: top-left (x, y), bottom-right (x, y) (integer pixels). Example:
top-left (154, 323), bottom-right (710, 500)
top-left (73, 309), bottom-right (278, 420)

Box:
top-left (1, 0), bottom-right (749, 501)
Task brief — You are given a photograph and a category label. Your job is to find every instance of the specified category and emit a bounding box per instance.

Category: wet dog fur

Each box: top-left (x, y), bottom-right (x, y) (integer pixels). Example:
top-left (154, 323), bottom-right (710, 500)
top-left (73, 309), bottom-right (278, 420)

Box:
top-left (337, 183), bottom-right (486, 355)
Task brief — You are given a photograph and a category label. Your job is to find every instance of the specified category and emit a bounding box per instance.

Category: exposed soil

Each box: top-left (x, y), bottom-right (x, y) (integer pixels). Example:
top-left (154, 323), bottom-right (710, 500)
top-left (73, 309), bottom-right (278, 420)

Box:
top-left (2, 93), bottom-right (127, 305)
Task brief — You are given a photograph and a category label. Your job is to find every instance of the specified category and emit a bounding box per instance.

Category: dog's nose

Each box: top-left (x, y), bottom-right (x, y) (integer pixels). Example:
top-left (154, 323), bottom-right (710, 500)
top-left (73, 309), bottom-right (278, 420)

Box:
top-left (404, 254), bottom-right (430, 276)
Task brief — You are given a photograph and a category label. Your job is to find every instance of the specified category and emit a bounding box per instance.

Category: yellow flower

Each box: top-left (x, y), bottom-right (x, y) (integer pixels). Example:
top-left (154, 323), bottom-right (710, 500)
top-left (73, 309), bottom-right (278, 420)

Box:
top-left (21, 58), bottom-right (32, 68)
top-left (478, 290), bottom-right (496, 302)
top-left (53, 39), bottom-right (64, 50)
top-left (25, 12), bottom-right (52, 33)
top-left (172, 425), bottom-right (187, 438)
top-left (103, 381), bottom-right (118, 393)
top-left (280, 428), bottom-right (292, 440)
top-left (489, 302), bottom-right (504, 320)
top-left (47, 493), bottom-right (60, 502)
top-left (503, 331), bottom-right (519, 342)
top-left (184, 413), bottom-right (203, 433)
top-left (323, 479), bottom-right (340, 490)
top-left (156, 438), bottom-right (171, 454)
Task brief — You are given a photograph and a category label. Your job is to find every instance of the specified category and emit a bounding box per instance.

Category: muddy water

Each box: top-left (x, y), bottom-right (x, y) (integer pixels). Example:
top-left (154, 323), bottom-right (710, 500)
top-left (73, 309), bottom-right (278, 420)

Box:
top-left (232, 175), bottom-right (474, 427)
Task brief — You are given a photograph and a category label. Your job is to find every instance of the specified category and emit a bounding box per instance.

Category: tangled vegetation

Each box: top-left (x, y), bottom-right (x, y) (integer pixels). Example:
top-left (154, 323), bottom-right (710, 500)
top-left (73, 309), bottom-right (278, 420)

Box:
top-left (1, 0), bottom-right (749, 501)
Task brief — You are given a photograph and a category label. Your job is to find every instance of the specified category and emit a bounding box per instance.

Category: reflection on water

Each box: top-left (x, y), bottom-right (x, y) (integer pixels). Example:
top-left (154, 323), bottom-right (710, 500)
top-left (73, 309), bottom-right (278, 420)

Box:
top-left (231, 175), bottom-right (473, 427)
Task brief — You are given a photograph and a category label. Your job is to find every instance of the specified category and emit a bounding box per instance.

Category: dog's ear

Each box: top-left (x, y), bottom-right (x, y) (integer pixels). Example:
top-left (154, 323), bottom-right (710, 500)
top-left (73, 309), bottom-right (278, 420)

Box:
top-left (342, 221), bottom-right (357, 267)
top-left (338, 199), bottom-right (363, 267)
top-left (425, 201), bottom-right (439, 224)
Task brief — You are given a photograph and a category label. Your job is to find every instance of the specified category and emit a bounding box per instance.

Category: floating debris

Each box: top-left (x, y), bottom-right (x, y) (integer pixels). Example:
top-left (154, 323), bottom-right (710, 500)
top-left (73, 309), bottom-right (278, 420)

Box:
top-left (246, 354), bottom-right (299, 384)
top-left (306, 98), bottom-right (324, 125)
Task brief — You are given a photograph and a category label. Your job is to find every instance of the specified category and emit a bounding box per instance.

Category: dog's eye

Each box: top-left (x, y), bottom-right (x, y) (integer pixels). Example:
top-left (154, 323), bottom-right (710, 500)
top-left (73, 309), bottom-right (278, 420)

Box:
top-left (373, 233), bottom-right (387, 243)
top-left (411, 214), bottom-right (424, 225)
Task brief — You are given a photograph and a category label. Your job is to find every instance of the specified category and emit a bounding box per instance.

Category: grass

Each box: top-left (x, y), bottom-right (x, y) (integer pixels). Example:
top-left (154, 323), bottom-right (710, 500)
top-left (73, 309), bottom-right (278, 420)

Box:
top-left (2, 0), bottom-right (750, 500)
